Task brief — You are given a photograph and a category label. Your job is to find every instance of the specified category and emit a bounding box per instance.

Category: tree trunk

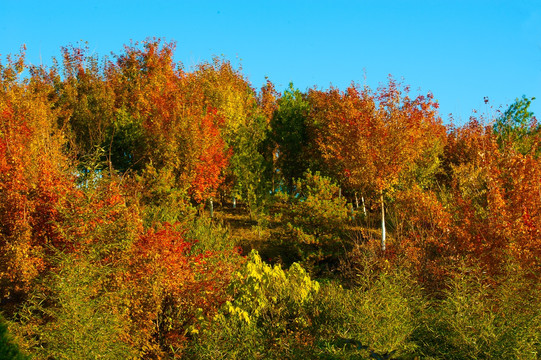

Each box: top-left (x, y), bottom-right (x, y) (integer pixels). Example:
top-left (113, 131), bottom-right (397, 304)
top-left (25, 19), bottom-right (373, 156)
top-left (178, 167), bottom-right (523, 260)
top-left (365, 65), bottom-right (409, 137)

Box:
top-left (210, 198), bottom-right (214, 219)
top-left (232, 196), bottom-right (236, 209)
top-left (355, 192), bottom-right (359, 208)
top-left (381, 192), bottom-right (386, 251)
top-left (361, 195), bottom-right (367, 216)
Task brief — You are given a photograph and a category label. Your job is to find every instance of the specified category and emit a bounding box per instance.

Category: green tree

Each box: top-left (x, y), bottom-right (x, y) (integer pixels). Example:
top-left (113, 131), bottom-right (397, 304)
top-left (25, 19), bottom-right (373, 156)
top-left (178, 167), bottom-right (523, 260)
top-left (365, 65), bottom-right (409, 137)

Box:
top-left (271, 83), bottom-right (311, 192)
top-left (229, 114), bottom-right (269, 219)
top-left (494, 95), bottom-right (539, 156)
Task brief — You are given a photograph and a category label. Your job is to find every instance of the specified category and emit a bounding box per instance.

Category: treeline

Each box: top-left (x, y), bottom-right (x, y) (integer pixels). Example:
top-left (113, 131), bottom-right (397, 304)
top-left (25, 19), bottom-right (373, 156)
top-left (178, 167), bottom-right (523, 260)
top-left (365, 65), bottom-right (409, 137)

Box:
top-left (1, 39), bottom-right (541, 359)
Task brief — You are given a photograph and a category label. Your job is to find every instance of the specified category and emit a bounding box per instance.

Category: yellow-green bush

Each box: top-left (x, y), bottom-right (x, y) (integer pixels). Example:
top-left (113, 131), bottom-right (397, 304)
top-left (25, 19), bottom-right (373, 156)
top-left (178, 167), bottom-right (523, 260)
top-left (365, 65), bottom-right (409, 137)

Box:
top-left (190, 250), bottom-right (320, 358)
top-left (416, 263), bottom-right (541, 359)
top-left (313, 265), bottom-right (423, 359)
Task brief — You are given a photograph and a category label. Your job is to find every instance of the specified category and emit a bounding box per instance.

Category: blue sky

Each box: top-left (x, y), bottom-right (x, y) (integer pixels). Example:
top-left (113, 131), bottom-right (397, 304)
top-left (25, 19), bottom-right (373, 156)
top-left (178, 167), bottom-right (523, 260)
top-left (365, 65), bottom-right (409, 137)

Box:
top-left (1, 0), bottom-right (540, 124)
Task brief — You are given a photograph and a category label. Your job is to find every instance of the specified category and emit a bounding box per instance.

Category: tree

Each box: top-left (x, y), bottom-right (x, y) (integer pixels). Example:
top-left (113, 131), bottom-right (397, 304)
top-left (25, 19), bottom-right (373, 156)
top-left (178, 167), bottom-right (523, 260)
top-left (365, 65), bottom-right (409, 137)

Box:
top-left (108, 39), bottom-right (231, 206)
top-left (55, 43), bottom-right (116, 166)
top-left (190, 58), bottom-right (270, 213)
top-left (271, 83), bottom-right (311, 192)
top-left (493, 95), bottom-right (539, 156)
top-left (312, 79), bottom-right (443, 251)
top-left (0, 49), bottom-right (74, 302)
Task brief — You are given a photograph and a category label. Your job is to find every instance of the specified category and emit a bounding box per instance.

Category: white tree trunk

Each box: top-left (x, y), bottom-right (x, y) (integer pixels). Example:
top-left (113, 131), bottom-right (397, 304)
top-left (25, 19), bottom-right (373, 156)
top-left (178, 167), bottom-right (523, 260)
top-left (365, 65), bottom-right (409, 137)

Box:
top-left (362, 195), bottom-right (367, 216)
top-left (381, 192), bottom-right (386, 251)
top-left (210, 198), bottom-right (214, 219)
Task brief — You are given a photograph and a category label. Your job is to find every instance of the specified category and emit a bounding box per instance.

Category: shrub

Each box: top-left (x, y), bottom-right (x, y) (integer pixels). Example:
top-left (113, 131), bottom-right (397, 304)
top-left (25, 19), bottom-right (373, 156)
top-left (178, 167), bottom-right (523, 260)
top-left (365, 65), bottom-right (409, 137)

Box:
top-left (276, 170), bottom-right (349, 271)
top-left (313, 264), bottom-right (423, 358)
top-left (16, 253), bottom-right (135, 360)
top-left (189, 250), bottom-right (320, 358)
top-left (416, 263), bottom-right (541, 359)
top-left (0, 314), bottom-right (27, 360)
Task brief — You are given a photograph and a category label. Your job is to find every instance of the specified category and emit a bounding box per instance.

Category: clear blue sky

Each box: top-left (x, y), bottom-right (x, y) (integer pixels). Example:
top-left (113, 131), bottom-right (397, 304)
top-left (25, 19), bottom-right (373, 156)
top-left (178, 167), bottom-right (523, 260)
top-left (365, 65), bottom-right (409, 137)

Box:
top-left (1, 0), bottom-right (540, 124)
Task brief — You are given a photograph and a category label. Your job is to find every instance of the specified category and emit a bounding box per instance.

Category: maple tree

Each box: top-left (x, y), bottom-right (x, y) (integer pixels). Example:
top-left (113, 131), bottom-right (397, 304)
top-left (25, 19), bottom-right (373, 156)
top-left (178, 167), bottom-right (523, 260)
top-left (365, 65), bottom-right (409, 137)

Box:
top-left (310, 79), bottom-right (443, 250)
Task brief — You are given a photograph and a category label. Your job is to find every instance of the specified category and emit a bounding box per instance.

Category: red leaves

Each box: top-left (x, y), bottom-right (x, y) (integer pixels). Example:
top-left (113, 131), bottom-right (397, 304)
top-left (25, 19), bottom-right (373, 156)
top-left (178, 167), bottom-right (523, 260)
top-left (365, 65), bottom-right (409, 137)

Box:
top-left (135, 224), bottom-right (191, 278)
top-left (310, 79), bottom-right (444, 194)
top-left (189, 111), bottom-right (231, 203)
top-left (126, 222), bottom-right (238, 354)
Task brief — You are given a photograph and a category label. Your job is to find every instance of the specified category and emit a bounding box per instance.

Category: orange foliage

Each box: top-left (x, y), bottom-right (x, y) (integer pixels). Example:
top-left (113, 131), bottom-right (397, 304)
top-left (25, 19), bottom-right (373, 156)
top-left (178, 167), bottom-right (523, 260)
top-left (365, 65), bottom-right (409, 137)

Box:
top-left (126, 223), bottom-right (239, 356)
top-left (309, 79), bottom-right (443, 194)
top-left (110, 39), bottom-right (231, 202)
top-left (400, 119), bottom-right (541, 282)
top-left (0, 52), bottom-right (74, 297)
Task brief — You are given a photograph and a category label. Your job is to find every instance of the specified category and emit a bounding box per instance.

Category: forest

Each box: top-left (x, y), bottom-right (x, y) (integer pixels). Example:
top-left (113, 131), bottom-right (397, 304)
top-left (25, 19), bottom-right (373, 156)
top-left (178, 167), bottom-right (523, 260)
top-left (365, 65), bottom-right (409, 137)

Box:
top-left (1, 39), bottom-right (540, 359)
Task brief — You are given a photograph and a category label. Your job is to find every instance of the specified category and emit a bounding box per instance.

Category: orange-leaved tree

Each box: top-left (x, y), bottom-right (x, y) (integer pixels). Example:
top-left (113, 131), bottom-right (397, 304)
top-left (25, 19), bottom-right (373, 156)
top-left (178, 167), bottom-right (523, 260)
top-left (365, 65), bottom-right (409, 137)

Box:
top-left (311, 79), bottom-right (443, 251)
top-left (0, 49), bottom-right (74, 303)
top-left (442, 117), bottom-right (541, 275)
top-left (126, 222), bottom-right (240, 357)
top-left (108, 39), bottom-right (231, 207)
top-left (189, 58), bottom-right (269, 214)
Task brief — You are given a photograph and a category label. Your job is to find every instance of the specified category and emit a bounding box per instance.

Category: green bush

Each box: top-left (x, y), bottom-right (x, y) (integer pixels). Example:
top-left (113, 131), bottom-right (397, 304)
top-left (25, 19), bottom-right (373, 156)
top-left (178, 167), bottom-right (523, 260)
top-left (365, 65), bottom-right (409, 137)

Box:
top-left (16, 252), bottom-right (135, 360)
top-left (416, 263), bottom-right (541, 359)
top-left (313, 265), bottom-right (423, 359)
top-left (188, 216), bottom-right (237, 254)
top-left (135, 164), bottom-right (197, 227)
top-left (276, 170), bottom-right (349, 270)
top-left (0, 314), bottom-right (27, 360)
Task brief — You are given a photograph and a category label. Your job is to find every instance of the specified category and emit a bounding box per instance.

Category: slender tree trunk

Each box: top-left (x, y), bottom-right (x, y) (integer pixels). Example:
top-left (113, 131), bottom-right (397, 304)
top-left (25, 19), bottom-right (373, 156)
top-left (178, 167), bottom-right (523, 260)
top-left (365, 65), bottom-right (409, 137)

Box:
top-left (355, 192), bottom-right (359, 208)
top-left (339, 187), bottom-right (342, 198)
top-left (381, 191), bottom-right (386, 251)
top-left (210, 198), bottom-right (214, 219)
top-left (361, 194), bottom-right (367, 217)
top-left (232, 196), bottom-right (236, 209)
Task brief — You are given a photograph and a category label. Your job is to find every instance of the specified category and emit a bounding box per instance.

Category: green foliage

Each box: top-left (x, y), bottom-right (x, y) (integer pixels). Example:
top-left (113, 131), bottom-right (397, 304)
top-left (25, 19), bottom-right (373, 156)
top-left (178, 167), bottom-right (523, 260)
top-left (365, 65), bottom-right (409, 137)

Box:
top-left (494, 95), bottom-right (539, 156)
top-left (134, 163), bottom-right (197, 227)
top-left (106, 106), bottom-right (145, 173)
top-left (277, 170), bottom-right (349, 269)
top-left (17, 252), bottom-right (135, 360)
top-left (271, 83), bottom-right (311, 191)
top-left (0, 314), bottom-right (27, 360)
top-left (313, 264), bottom-right (422, 359)
top-left (289, 171), bottom-right (349, 237)
top-left (188, 216), bottom-right (237, 254)
top-left (229, 114), bottom-right (270, 220)
top-left (416, 263), bottom-right (541, 359)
